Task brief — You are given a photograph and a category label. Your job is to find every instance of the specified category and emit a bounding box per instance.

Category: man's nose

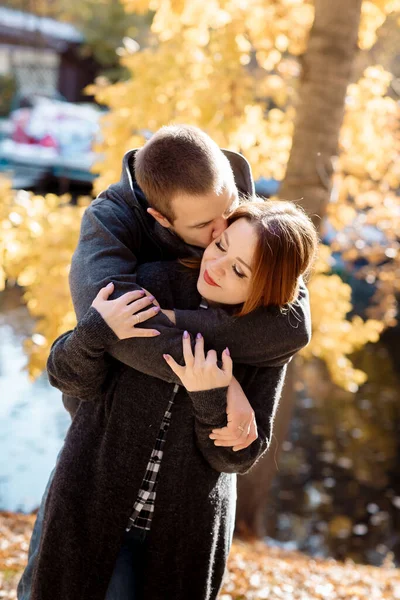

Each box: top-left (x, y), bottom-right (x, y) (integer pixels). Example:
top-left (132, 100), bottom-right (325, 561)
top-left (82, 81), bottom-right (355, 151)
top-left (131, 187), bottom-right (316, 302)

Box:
top-left (211, 217), bottom-right (228, 240)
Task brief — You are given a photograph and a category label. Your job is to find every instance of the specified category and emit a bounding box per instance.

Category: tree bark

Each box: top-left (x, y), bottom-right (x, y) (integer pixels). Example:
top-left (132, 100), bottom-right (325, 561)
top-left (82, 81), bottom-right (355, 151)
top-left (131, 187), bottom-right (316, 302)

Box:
top-left (279, 0), bottom-right (363, 228)
top-left (236, 362), bottom-right (295, 538)
top-left (235, 0), bottom-right (363, 539)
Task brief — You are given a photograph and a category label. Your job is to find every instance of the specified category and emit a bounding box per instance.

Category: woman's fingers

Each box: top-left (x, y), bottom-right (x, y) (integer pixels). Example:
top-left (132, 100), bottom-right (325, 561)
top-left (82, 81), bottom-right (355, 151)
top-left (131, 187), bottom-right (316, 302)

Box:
top-left (210, 416), bottom-right (251, 442)
top-left (140, 287), bottom-right (160, 308)
top-left (182, 331), bottom-right (194, 367)
top-left (127, 295), bottom-right (156, 315)
top-left (231, 422), bottom-right (251, 445)
top-left (210, 416), bottom-right (258, 451)
top-left (95, 282), bottom-right (114, 301)
top-left (210, 426), bottom-right (249, 447)
top-left (91, 285), bottom-right (162, 340)
top-left (118, 289), bottom-right (146, 305)
top-left (210, 425), bottom-right (246, 438)
top-left (233, 419), bottom-right (258, 452)
top-left (194, 333), bottom-right (205, 368)
top-left (221, 348), bottom-right (233, 378)
top-left (205, 349), bottom-right (217, 365)
top-left (126, 328), bottom-right (161, 338)
top-left (130, 305), bottom-right (160, 325)
top-left (163, 354), bottom-right (184, 380)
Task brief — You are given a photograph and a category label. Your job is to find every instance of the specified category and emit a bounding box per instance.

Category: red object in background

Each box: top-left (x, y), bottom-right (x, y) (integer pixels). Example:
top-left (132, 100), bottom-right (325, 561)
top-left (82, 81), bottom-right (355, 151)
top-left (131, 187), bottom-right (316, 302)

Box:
top-left (40, 134), bottom-right (58, 149)
top-left (13, 123), bottom-right (35, 144)
top-left (11, 109), bottom-right (58, 149)
top-left (12, 110), bottom-right (35, 144)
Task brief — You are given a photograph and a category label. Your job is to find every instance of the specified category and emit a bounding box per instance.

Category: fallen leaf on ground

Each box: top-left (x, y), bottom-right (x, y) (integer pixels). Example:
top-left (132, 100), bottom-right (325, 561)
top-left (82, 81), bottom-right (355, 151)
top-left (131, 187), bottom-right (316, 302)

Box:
top-left (1, 512), bottom-right (399, 599)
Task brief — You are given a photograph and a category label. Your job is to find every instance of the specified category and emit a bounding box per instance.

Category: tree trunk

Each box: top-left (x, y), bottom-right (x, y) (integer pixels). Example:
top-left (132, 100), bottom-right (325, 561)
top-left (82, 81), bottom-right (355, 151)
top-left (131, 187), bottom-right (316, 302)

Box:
top-left (236, 362), bottom-right (295, 538)
top-left (235, 0), bottom-right (363, 538)
top-left (279, 0), bottom-right (363, 227)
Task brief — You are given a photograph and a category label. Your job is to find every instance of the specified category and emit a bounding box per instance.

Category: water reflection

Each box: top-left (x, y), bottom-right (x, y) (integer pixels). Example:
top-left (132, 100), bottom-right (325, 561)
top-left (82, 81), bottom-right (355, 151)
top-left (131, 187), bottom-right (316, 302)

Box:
top-left (0, 291), bottom-right (70, 512)
top-left (269, 344), bottom-right (400, 565)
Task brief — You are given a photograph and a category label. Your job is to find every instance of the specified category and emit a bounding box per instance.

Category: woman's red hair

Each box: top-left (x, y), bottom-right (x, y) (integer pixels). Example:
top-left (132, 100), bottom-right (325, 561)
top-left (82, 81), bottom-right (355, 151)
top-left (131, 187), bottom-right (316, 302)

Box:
top-left (229, 199), bottom-right (318, 316)
top-left (182, 198), bottom-right (318, 316)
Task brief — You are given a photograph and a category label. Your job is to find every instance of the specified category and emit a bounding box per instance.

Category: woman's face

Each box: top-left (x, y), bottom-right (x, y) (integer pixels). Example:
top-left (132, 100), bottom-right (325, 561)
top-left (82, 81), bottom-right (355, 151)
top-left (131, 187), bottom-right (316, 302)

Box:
top-left (197, 218), bottom-right (258, 306)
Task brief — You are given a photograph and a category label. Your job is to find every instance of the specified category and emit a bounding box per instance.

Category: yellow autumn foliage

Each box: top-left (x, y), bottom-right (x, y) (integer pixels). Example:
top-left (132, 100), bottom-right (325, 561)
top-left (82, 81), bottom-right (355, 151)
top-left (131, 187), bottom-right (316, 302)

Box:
top-left (303, 245), bottom-right (383, 391)
top-left (331, 65), bottom-right (400, 327)
top-left (89, 0), bottom-right (400, 194)
top-left (0, 178), bottom-right (90, 379)
top-left (88, 0), bottom-right (318, 192)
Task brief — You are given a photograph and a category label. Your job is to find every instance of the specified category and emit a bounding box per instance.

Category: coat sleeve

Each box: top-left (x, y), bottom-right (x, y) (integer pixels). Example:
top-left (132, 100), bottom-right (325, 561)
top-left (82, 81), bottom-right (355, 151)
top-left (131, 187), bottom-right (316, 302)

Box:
top-left (68, 196), bottom-right (190, 385)
top-left (188, 365), bottom-right (287, 474)
top-left (174, 280), bottom-right (311, 367)
top-left (69, 195), bottom-right (311, 387)
top-left (47, 307), bottom-right (119, 401)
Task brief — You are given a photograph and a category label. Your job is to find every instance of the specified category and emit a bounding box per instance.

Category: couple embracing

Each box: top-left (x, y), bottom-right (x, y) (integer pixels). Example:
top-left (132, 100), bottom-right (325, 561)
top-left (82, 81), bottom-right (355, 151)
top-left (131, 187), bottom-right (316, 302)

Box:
top-left (18, 125), bottom-right (317, 600)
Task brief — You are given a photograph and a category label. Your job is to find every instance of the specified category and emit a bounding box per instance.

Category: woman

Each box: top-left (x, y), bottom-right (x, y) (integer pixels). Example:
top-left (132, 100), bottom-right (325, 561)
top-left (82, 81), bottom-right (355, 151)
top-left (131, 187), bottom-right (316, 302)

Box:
top-left (30, 200), bottom-right (317, 600)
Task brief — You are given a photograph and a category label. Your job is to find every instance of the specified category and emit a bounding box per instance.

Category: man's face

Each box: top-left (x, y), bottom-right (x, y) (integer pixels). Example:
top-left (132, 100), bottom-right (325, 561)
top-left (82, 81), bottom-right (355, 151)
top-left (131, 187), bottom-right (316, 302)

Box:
top-left (168, 186), bottom-right (239, 248)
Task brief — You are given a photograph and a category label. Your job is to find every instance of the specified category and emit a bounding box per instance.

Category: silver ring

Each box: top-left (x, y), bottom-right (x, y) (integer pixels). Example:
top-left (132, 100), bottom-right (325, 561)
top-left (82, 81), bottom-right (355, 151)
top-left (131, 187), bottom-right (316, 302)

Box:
top-left (133, 314), bottom-right (140, 326)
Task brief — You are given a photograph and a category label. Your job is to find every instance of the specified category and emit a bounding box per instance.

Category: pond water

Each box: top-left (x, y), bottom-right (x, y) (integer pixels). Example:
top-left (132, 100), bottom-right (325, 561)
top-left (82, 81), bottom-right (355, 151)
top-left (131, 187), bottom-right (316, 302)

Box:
top-left (0, 290), bottom-right (70, 512)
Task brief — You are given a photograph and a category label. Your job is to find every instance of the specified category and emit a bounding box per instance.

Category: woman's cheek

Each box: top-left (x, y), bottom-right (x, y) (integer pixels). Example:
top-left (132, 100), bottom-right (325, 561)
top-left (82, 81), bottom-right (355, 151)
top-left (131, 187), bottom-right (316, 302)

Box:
top-left (232, 281), bottom-right (249, 305)
top-left (222, 284), bottom-right (239, 305)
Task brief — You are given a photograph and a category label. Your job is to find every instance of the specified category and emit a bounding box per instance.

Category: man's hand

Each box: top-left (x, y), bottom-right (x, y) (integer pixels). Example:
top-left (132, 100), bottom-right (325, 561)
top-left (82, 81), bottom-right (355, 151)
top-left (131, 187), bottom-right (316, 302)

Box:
top-left (209, 377), bottom-right (258, 452)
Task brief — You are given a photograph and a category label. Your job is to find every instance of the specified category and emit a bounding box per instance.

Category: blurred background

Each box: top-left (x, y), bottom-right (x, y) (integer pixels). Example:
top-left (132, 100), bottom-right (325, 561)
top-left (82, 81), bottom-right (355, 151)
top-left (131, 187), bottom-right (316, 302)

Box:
top-left (0, 0), bottom-right (399, 568)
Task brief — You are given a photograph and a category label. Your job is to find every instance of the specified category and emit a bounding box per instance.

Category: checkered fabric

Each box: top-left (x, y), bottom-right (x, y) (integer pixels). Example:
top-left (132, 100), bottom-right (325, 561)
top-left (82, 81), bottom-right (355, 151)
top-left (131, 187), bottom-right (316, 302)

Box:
top-left (127, 299), bottom-right (209, 532)
top-left (126, 384), bottom-right (179, 531)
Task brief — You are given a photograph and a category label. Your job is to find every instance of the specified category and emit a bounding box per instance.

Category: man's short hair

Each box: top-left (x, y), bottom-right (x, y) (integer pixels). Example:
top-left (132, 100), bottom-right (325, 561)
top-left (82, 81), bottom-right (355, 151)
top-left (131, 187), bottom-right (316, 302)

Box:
top-left (134, 124), bottom-right (236, 222)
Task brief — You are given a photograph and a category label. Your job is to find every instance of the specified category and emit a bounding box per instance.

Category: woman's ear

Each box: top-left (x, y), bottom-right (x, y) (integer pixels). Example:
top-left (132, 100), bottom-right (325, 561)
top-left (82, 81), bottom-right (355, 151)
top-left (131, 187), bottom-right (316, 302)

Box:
top-left (147, 207), bottom-right (172, 229)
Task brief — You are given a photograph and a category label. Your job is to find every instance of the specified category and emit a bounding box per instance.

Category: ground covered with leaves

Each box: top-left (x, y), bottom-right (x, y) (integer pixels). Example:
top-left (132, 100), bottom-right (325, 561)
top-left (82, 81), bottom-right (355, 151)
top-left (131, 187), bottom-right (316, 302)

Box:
top-left (1, 511), bottom-right (399, 599)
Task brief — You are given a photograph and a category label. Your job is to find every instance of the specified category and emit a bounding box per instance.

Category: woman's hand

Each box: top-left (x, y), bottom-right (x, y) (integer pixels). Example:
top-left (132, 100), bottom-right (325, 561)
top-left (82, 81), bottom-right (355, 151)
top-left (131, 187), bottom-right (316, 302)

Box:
top-left (163, 332), bottom-right (232, 392)
top-left (91, 282), bottom-right (161, 339)
top-left (209, 378), bottom-right (258, 451)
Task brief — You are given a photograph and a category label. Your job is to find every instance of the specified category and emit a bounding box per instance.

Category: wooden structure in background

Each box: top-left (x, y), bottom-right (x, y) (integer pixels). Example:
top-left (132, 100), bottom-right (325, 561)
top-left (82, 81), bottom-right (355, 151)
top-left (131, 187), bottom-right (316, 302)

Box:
top-left (0, 7), bottom-right (98, 102)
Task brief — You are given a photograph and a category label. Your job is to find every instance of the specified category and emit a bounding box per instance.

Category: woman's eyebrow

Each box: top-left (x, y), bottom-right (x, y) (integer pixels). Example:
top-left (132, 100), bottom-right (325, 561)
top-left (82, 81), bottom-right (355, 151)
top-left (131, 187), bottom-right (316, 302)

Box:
top-left (237, 257), bottom-right (252, 272)
top-left (223, 232), bottom-right (252, 272)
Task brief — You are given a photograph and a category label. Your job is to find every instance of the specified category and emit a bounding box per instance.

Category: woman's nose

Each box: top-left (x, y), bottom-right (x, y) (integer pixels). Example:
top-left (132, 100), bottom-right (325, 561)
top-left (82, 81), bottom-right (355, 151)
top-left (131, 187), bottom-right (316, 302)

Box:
top-left (211, 257), bottom-right (227, 276)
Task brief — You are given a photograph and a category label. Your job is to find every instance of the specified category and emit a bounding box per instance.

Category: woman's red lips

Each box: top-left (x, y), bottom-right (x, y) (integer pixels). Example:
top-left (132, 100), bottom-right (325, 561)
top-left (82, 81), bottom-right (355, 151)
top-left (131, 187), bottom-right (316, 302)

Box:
top-left (204, 269), bottom-right (220, 287)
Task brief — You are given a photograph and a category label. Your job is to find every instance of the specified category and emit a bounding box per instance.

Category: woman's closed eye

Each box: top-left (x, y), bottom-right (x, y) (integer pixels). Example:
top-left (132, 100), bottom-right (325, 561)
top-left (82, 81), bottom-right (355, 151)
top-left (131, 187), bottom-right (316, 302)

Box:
top-left (215, 240), bottom-right (246, 279)
top-left (233, 265), bottom-right (245, 278)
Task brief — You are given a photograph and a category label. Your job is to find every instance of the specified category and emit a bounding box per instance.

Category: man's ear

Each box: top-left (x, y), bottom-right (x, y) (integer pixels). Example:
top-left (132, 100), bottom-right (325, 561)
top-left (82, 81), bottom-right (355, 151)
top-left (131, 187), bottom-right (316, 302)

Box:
top-left (147, 207), bottom-right (172, 229)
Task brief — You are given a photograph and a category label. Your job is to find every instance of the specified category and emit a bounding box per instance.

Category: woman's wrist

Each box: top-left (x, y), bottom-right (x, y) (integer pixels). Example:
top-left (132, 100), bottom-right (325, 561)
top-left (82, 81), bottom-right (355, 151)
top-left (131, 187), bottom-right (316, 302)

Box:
top-left (187, 383), bottom-right (228, 393)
